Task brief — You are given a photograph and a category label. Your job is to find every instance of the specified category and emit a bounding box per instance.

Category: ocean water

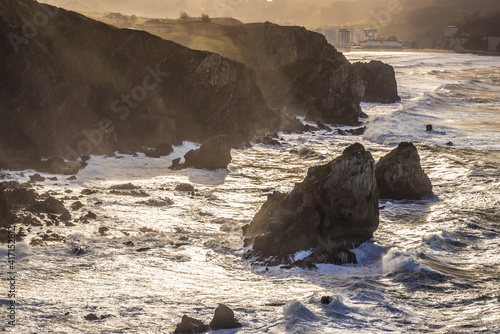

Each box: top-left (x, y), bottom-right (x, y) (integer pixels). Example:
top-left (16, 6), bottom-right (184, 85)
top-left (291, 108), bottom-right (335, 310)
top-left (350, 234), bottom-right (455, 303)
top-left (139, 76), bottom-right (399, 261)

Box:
top-left (1, 52), bottom-right (500, 333)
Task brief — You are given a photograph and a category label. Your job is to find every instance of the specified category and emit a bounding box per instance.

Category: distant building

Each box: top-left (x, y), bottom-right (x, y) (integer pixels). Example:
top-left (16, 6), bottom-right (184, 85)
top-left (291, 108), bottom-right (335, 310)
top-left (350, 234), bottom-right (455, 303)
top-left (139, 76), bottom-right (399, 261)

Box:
top-left (364, 29), bottom-right (378, 41)
top-left (350, 29), bottom-right (363, 46)
top-left (361, 38), bottom-right (403, 49)
top-left (488, 37), bottom-right (500, 52)
top-left (337, 29), bottom-right (351, 47)
top-left (444, 26), bottom-right (458, 37)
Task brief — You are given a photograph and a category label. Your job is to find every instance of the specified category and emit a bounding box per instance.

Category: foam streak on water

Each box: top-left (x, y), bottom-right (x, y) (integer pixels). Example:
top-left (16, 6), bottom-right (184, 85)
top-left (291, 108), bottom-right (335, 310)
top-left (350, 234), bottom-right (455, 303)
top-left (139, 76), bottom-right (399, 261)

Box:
top-left (2, 52), bottom-right (500, 333)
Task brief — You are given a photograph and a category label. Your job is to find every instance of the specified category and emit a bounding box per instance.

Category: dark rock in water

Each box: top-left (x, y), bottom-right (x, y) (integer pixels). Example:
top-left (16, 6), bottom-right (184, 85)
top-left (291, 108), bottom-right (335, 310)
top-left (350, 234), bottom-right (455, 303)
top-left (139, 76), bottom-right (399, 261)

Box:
top-left (110, 189), bottom-right (149, 197)
top-left (446, 142), bottom-right (454, 146)
top-left (375, 142), bottom-right (434, 200)
top-left (144, 143), bottom-right (174, 158)
top-left (257, 135), bottom-right (282, 146)
top-left (123, 241), bottom-right (135, 247)
top-left (48, 177), bottom-right (58, 181)
top-left (346, 126), bottom-right (367, 136)
top-left (175, 183), bottom-right (195, 192)
top-left (209, 304), bottom-right (242, 330)
top-left (174, 315), bottom-right (210, 334)
top-left (81, 189), bottom-right (97, 196)
top-left (84, 313), bottom-right (99, 321)
top-left (172, 136), bottom-right (232, 170)
top-left (426, 124), bottom-right (433, 131)
top-left (72, 246), bottom-right (86, 255)
top-left (243, 143), bottom-right (379, 266)
top-left (66, 176), bottom-right (77, 181)
top-left (321, 296), bottom-right (332, 304)
top-left (136, 247), bottom-right (151, 252)
top-left (316, 121), bottom-right (332, 131)
top-left (85, 211), bottom-right (97, 219)
top-left (71, 201), bottom-right (84, 211)
top-left (109, 183), bottom-right (138, 190)
top-left (29, 174), bottom-right (46, 183)
top-left (352, 60), bottom-right (400, 103)
top-left (169, 158), bottom-right (182, 170)
top-left (98, 227), bottom-right (109, 236)
top-left (32, 197), bottom-right (71, 220)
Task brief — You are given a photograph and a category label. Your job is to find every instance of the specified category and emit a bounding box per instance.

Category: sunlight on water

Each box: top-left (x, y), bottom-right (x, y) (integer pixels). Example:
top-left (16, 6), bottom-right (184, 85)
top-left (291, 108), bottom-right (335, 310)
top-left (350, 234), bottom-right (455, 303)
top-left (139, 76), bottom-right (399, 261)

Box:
top-left (2, 52), bottom-right (499, 333)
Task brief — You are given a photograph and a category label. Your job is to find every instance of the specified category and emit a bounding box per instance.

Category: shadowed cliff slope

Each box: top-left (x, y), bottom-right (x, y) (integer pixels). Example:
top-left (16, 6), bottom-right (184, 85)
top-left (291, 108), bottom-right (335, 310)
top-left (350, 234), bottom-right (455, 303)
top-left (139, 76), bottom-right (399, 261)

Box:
top-left (0, 0), bottom-right (300, 171)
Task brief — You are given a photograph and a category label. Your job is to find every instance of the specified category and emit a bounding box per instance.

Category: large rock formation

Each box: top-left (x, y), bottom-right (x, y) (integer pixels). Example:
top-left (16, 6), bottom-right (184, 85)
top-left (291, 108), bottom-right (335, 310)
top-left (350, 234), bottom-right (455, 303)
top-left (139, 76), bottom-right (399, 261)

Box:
top-left (376, 142), bottom-right (434, 200)
top-left (170, 135), bottom-right (232, 170)
top-left (0, 0), bottom-right (299, 172)
top-left (243, 143), bottom-right (379, 266)
top-left (352, 60), bottom-right (400, 103)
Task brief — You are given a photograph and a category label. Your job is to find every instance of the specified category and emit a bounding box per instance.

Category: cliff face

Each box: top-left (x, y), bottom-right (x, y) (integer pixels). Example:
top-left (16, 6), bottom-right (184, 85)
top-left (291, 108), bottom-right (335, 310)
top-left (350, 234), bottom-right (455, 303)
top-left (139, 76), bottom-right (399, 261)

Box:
top-left (0, 0), bottom-right (293, 171)
top-left (140, 20), bottom-right (368, 125)
top-left (352, 61), bottom-right (400, 103)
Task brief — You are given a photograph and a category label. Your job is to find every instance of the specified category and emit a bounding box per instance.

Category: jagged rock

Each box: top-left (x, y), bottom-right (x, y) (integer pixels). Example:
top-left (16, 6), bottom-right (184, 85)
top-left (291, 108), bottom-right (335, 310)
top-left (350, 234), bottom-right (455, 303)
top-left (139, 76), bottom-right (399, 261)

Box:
top-left (71, 201), bottom-right (84, 211)
top-left (352, 60), bottom-right (400, 103)
top-left (85, 211), bottom-right (97, 219)
top-left (256, 135), bottom-right (281, 146)
top-left (110, 189), bottom-right (149, 197)
top-left (171, 136), bottom-right (232, 170)
top-left (32, 197), bottom-right (71, 220)
top-left (81, 189), bottom-right (97, 195)
top-left (144, 143), bottom-right (174, 158)
top-left (209, 304), bottom-right (242, 330)
top-left (109, 183), bottom-right (138, 190)
top-left (29, 174), bottom-right (46, 183)
top-left (174, 315), bottom-right (209, 334)
top-left (316, 121), bottom-right (332, 131)
top-left (175, 183), bottom-right (195, 192)
top-left (243, 143), bottom-right (379, 266)
top-left (375, 142), bottom-right (434, 200)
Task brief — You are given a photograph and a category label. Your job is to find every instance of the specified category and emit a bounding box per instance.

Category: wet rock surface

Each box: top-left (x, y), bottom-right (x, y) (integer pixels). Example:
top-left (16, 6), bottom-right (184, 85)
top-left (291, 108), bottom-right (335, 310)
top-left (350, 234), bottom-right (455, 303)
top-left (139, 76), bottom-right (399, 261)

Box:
top-left (352, 60), bottom-right (400, 103)
top-left (376, 142), bottom-right (435, 200)
top-left (243, 143), bottom-right (379, 266)
top-left (170, 136), bottom-right (232, 170)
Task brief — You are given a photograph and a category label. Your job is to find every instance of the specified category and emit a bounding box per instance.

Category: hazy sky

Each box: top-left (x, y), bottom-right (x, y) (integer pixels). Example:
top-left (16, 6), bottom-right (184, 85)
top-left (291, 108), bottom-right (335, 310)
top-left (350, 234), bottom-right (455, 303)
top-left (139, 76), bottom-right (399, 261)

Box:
top-left (38, 0), bottom-right (499, 28)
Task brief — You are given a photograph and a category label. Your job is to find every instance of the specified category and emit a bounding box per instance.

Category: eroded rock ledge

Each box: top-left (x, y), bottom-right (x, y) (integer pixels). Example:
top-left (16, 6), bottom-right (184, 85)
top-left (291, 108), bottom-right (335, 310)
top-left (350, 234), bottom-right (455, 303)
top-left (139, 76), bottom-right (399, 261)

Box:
top-left (243, 143), bottom-right (379, 267)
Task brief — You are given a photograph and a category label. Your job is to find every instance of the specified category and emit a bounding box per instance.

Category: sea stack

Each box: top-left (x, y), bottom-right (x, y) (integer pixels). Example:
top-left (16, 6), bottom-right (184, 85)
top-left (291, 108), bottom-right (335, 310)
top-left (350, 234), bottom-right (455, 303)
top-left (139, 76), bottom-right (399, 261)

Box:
top-left (243, 143), bottom-right (379, 267)
top-left (375, 142), bottom-right (435, 200)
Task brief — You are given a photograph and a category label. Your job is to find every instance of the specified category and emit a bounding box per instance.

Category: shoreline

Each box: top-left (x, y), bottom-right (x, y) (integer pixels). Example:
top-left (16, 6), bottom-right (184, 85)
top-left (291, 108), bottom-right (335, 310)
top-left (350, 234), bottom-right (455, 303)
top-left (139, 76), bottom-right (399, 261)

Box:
top-left (339, 47), bottom-right (500, 57)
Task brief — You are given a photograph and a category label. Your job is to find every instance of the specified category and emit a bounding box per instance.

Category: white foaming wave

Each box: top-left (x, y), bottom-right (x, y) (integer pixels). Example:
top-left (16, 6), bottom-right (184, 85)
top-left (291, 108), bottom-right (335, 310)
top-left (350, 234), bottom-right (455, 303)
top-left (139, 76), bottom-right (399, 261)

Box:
top-left (381, 249), bottom-right (419, 274)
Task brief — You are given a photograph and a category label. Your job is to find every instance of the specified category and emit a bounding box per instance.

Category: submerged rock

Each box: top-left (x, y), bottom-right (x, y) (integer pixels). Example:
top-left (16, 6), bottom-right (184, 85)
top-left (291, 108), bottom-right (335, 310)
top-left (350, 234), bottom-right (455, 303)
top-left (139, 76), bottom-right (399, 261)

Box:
top-left (175, 183), bottom-right (195, 192)
top-left (209, 304), bottom-right (242, 330)
top-left (243, 143), bottom-right (379, 266)
top-left (352, 60), bottom-right (400, 103)
top-left (376, 142), bottom-right (435, 200)
top-left (174, 315), bottom-right (209, 334)
top-left (170, 136), bottom-right (232, 170)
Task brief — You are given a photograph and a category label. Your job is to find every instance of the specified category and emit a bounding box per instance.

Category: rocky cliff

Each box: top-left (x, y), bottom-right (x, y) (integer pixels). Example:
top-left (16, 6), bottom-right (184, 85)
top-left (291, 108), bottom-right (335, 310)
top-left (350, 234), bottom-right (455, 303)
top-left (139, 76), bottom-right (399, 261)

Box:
top-left (243, 143), bottom-right (379, 267)
top-left (352, 61), bottom-right (401, 103)
top-left (139, 20), bottom-right (370, 125)
top-left (0, 0), bottom-right (301, 172)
